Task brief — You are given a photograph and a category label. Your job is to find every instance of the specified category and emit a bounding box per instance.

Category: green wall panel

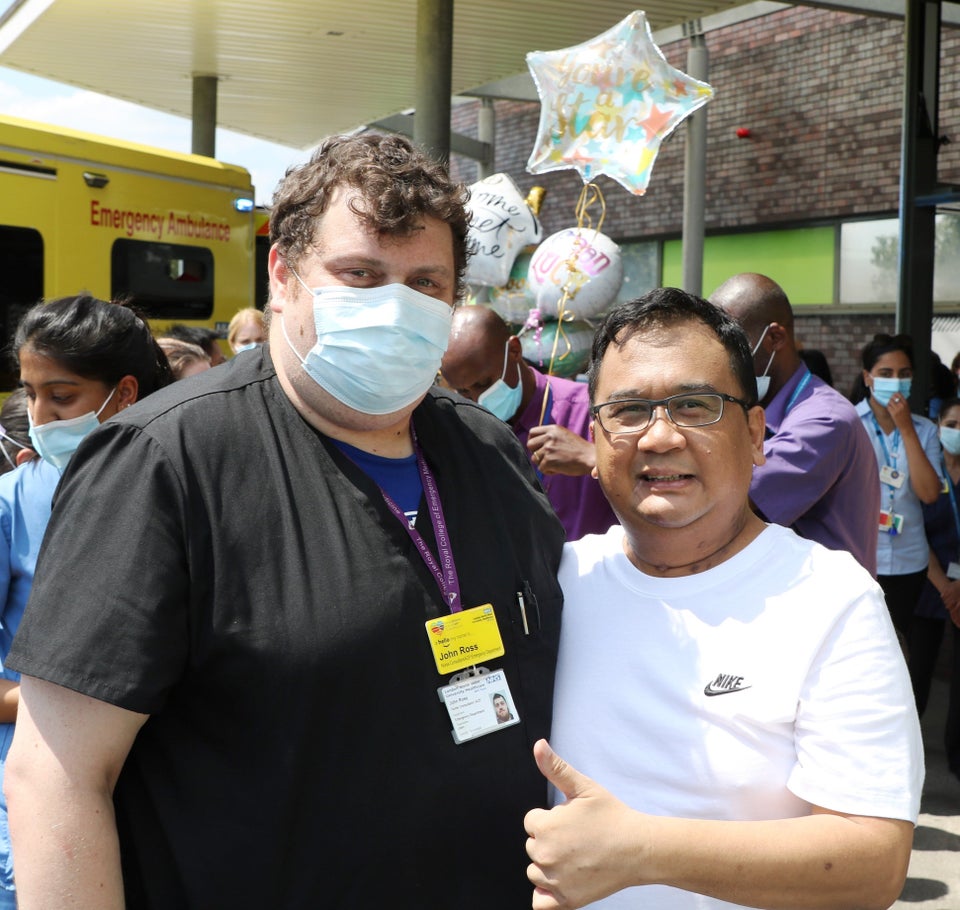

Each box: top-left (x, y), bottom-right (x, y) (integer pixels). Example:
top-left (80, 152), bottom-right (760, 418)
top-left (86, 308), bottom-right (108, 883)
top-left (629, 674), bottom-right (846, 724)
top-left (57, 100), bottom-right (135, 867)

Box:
top-left (662, 227), bottom-right (836, 305)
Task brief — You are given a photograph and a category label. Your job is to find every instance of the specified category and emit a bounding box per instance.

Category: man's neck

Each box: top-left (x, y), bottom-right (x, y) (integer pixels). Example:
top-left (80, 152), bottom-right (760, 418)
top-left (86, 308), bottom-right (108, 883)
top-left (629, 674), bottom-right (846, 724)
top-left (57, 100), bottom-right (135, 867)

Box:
top-left (321, 420), bottom-right (415, 458)
top-left (274, 357), bottom-right (416, 458)
top-left (621, 510), bottom-right (767, 577)
top-left (766, 351), bottom-right (803, 403)
top-left (516, 361), bottom-right (539, 418)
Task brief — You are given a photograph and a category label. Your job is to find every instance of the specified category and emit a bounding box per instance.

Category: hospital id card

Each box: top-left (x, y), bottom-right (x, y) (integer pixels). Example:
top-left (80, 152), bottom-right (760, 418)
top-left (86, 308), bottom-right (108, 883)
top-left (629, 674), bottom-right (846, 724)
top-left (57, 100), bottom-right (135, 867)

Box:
top-left (879, 510), bottom-right (904, 535)
top-left (880, 465), bottom-right (905, 488)
top-left (425, 603), bottom-right (504, 675)
top-left (438, 668), bottom-right (520, 744)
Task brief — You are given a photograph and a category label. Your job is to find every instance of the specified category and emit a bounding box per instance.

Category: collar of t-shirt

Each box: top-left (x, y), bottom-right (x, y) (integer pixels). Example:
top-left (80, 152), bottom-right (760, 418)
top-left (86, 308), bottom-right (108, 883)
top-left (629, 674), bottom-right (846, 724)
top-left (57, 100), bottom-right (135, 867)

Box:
top-left (332, 439), bottom-right (421, 524)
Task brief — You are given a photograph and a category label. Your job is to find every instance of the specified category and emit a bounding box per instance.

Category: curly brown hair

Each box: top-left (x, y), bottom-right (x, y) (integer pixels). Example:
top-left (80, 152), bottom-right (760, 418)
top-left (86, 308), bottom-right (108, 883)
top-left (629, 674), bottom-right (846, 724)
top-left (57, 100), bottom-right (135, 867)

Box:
top-left (270, 133), bottom-right (471, 298)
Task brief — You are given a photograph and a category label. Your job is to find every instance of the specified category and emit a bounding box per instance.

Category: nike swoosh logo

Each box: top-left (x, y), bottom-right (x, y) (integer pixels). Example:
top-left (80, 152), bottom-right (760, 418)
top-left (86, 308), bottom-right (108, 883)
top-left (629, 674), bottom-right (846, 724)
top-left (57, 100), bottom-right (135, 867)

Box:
top-left (704, 684), bottom-right (752, 697)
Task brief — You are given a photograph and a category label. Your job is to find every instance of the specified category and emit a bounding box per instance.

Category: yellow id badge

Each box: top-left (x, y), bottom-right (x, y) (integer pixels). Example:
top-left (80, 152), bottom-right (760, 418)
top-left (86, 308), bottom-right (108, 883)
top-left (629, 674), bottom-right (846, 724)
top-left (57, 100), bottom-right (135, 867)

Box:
top-left (425, 603), bottom-right (504, 675)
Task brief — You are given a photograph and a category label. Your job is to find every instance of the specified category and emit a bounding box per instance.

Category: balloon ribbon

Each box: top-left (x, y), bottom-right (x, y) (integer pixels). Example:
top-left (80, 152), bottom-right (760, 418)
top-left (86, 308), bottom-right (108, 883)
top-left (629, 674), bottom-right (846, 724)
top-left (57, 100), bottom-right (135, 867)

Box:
top-left (539, 182), bottom-right (606, 425)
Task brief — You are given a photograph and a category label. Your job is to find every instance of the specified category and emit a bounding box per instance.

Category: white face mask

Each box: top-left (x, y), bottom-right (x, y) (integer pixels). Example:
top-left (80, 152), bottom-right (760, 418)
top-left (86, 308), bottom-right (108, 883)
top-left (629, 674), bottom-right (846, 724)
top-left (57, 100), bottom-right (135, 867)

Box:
top-left (281, 272), bottom-right (453, 416)
top-left (871, 376), bottom-right (911, 407)
top-left (941, 425), bottom-right (960, 456)
top-left (477, 339), bottom-right (523, 422)
top-left (28, 387), bottom-right (116, 472)
top-left (751, 325), bottom-right (775, 401)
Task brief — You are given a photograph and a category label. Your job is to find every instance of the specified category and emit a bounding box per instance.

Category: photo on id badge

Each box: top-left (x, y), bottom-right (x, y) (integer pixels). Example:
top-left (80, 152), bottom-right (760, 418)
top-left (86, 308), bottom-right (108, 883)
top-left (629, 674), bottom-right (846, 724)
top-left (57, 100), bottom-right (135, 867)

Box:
top-left (438, 668), bottom-right (520, 744)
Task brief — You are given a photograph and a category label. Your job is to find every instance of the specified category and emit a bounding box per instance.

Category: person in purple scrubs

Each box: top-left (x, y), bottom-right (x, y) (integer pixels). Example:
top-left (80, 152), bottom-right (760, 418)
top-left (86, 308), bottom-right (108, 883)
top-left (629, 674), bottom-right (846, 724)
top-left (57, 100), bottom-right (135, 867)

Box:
top-left (441, 305), bottom-right (617, 540)
top-left (711, 273), bottom-right (880, 576)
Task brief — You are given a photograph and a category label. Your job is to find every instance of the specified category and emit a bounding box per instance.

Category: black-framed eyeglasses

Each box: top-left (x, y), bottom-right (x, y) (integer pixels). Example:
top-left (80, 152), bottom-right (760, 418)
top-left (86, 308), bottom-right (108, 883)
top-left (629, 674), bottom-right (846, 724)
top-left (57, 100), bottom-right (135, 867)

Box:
top-left (591, 393), bottom-right (751, 435)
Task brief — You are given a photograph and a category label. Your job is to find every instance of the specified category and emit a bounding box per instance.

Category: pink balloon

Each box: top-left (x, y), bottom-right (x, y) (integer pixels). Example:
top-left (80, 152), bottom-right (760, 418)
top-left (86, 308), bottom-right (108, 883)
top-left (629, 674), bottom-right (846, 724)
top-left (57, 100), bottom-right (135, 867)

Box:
top-left (526, 10), bottom-right (714, 195)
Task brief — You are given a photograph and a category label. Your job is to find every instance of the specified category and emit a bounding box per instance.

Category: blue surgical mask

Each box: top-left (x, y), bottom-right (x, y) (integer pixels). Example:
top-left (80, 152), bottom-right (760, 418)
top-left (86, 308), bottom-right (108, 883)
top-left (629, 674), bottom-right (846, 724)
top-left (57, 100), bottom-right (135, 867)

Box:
top-left (235, 342), bottom-right (259, 354)
top-left (871, 377), bottom-right (911, 407)
top-left (28, 387), bottom-right (116, 472)
top-left (477, 340), bottom-right (523, 421)
top-left (941, 426), bottom-right (960, 455)
top-left (282, 273), bottom-right (453, 416)
top-left (751, 325), bottom-right (775, 401)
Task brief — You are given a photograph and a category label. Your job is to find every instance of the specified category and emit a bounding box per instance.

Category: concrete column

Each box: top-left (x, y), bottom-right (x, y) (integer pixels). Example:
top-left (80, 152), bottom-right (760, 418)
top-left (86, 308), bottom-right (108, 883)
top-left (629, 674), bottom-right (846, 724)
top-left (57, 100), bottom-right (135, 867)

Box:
top-left (682, 32), bottom-right (708, 296)
top-left (414, 0), bottom-right (453, 166)
top-left (477, 98), bottom-right (495, 179)
top-left (191, 74), bottom-right (218, 158)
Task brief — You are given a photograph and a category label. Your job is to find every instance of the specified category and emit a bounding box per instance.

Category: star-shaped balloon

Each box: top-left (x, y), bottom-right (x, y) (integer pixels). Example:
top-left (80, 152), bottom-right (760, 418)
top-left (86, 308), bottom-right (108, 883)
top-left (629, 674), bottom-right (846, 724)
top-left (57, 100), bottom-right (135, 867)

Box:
top-left (526, 10), bottom-right (714, 195)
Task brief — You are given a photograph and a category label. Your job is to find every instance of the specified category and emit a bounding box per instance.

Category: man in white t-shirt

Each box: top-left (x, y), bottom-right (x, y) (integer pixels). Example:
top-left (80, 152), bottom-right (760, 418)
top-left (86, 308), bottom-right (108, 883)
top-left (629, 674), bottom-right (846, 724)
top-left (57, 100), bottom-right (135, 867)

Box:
top-left (523, 288), bottom-right (924, 910)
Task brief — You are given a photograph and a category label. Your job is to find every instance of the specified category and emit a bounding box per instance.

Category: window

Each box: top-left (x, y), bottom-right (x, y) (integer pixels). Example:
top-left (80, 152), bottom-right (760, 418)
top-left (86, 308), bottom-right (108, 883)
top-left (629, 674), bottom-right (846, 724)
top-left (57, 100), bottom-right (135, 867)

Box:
top-left (111, 239), bottom-right (214, 319)
top-left (839, 215), bottom-right (960, 306)
top-left (615, 240), bottom-right (659, 304)
top-left (0, 226), bottom-right (43, 391)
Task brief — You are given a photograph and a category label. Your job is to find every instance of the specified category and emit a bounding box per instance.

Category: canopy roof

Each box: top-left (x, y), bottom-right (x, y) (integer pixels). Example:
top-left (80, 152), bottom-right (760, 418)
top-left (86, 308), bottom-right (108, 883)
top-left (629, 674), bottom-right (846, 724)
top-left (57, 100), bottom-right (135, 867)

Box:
top-left (1, 0), bottom-right (955, 150)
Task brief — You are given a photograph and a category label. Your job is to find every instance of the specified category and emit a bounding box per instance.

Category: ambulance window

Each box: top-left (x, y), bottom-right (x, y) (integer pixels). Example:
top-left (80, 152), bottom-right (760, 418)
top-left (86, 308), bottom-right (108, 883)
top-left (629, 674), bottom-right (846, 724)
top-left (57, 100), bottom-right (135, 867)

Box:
top-left (0, 226), bottom-right (43, 391)
top-left (111, 239), bottom-right (214, 319)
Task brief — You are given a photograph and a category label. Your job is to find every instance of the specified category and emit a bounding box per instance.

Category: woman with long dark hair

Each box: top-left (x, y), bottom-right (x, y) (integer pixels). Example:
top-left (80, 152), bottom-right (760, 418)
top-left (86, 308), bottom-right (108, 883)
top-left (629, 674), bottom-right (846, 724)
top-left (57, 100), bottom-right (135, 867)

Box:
top-left (913, 397), bottom-right (960, 782)
top-left (854, 333), bottom-right (942, 645)
top-left (0, 294), bottom-right (170, 908)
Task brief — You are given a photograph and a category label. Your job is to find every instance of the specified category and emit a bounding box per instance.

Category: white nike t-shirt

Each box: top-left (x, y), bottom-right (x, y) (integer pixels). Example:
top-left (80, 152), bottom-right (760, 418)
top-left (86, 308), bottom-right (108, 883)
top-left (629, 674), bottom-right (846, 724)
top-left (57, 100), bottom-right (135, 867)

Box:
top-left (551, 523), bottom-right (923, 910)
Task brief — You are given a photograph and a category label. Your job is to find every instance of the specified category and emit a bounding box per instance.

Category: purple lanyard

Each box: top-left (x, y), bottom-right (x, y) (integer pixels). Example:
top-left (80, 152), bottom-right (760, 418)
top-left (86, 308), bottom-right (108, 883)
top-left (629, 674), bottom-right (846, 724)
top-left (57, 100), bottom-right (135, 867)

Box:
top-left (375, 428), bottom-right (462, 612)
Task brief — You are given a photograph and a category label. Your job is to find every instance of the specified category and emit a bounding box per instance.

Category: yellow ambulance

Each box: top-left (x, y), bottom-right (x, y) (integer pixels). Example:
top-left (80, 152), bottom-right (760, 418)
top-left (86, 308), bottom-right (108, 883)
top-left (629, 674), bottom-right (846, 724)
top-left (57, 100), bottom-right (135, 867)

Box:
top-left (0, 113), bottom-right (257, 389)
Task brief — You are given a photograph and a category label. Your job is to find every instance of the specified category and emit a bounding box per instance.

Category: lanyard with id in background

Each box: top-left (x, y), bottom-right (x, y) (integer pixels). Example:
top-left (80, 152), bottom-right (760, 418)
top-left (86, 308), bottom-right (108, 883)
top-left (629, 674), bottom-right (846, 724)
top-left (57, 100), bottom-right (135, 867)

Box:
top-left (367, 425), bottom-right (522, 744)
top-left (871, 414), bottom-right (905, 535)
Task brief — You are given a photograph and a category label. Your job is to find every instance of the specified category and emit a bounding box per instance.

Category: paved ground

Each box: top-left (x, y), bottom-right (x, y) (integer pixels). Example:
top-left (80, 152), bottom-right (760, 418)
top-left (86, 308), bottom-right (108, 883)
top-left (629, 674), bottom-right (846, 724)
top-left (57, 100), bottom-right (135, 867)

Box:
top-left (893, 632), bottom-right (960, 909)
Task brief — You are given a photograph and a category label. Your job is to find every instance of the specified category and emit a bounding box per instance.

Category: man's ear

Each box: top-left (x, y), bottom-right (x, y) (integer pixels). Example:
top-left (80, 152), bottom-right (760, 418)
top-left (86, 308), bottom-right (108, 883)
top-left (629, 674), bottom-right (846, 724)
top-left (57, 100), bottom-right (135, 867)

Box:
top-left (589, 420), bottom-right (601, 479)
top-left (268, 245), bottom-right (292, 315)
top-left (748, 405), bottom-right (766, 467)
top-left (765, 322), bottom-right (789, 352)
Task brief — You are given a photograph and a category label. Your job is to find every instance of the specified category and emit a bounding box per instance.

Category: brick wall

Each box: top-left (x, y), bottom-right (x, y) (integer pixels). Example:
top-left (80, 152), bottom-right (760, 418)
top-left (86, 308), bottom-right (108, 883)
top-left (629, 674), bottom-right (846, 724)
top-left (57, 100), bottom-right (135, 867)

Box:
top-left (451, 6), bottom-right (959, 240)
top-left (449, 6), bottom-right (960, 397)
top-left (794, 312), bottom-right (895, 397)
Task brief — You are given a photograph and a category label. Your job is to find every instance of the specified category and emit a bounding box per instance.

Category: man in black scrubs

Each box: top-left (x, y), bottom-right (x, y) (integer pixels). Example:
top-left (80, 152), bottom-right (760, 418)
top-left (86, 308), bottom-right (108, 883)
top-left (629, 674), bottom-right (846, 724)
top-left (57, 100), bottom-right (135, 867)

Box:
top-left (5, 133), bottom-right (563, 909)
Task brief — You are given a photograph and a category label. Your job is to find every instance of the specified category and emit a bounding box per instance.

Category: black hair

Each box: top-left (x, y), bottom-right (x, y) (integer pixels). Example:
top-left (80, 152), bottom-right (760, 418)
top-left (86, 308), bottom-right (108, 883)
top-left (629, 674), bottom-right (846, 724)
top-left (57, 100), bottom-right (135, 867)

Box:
top-left (930, 355), bottom-right (957, 399)
top-left (850, 333), bottom-right (914, 404)
top-left (860, 333), bottom-right (914, 373)
top-left (14, 294), bottom-right (173, 396)
top-left (587, 287), bottom-right (758, 407)
top-left (163, 324), bottom-right (222, 358)
top-left (938, 396), bottom-right (960, 422)
top-left (798, 349), bottom-right (834, 387)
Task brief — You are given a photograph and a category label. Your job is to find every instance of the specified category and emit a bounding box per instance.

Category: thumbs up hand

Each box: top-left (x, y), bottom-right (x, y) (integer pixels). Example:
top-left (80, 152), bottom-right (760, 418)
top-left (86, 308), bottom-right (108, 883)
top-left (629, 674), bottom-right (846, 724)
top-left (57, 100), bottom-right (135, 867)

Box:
top-left (524, 739), bottom-right (644, 909)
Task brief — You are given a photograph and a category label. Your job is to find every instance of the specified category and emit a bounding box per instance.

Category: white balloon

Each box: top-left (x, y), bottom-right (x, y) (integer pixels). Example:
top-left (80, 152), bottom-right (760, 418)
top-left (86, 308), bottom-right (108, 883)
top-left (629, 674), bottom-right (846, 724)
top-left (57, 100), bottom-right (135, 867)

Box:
top-left (465, 174), bottom-right (543, 288)
top-left (527, 228), bottom-right (623, 319)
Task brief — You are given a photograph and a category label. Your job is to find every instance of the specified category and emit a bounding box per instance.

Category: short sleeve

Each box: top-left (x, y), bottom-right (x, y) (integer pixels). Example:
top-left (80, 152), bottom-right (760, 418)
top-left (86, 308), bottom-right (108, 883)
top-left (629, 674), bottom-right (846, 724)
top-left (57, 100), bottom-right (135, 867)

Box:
top-left (7, 423), bottom-right (191, 714)
top-left (787, 585), bottom-right (924, 822)
top-left (921, 419), bottom-right (945, 480)
top-left (751, 411), bottom-right (849, 526)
